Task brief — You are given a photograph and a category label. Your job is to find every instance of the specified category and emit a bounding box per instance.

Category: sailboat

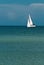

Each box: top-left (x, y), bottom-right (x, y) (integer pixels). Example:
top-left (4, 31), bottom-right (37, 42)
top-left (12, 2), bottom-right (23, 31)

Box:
top-left (27, 14), bottom-right (36, 27)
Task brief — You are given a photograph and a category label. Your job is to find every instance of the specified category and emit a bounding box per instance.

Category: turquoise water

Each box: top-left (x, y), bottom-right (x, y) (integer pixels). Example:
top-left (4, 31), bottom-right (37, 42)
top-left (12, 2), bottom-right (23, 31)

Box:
top-left (0, 26), bottom-right (44, 65)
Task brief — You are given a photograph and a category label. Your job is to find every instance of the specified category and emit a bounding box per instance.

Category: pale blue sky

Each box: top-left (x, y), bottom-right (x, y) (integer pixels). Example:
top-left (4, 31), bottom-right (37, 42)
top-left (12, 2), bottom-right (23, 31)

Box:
top-left (0, 0), bottom-right (44, 4)
top-left (0, 0), bottom-right (44, 26)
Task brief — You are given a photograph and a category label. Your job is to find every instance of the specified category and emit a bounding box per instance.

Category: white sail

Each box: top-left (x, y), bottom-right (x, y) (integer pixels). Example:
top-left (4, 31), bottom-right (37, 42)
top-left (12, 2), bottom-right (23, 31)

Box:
top-left (27, 14), bottom-right (36, 27)
top-left (29, 15), bottom-right (33, 25)
top-left (27, 19), bottom-right (30, 27)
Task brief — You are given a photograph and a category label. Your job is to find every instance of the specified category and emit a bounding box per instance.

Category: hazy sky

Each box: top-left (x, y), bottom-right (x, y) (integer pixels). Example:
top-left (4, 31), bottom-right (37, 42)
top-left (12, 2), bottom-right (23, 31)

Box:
top-left (0, 0), bottom-right (44, 4)
top-left (0, 0), bottom-right (44, 26)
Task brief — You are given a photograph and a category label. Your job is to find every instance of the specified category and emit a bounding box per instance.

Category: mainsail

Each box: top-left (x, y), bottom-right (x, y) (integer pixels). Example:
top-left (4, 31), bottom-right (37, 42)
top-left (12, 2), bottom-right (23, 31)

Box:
top-left (27, 14), bottom-right (36, 27)
top-left (29, 15), bottom-right (33, 25)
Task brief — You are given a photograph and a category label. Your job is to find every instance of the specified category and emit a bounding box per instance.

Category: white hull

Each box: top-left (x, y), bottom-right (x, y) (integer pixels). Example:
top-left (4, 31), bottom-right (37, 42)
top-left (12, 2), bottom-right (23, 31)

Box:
top-left (27, 25), bottom-right (36, 27)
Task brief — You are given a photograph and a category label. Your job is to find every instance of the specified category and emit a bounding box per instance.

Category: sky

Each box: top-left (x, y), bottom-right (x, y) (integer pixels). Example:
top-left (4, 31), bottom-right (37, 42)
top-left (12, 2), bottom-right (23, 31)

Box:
top-left (0, 0), bottom-right (44, 26)
top-left (0, 0), bottom-right (44, 4)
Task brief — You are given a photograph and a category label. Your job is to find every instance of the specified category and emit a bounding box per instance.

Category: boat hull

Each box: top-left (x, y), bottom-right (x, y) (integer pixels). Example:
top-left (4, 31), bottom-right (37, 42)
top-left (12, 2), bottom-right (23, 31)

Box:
top-left (27, 25), bottom-right (36, 27)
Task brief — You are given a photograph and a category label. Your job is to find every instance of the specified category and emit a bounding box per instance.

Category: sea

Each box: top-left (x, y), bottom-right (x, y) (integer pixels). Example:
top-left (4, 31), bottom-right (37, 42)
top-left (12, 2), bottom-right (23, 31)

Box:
top-left (0, 26), bottom-right (44, 65)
